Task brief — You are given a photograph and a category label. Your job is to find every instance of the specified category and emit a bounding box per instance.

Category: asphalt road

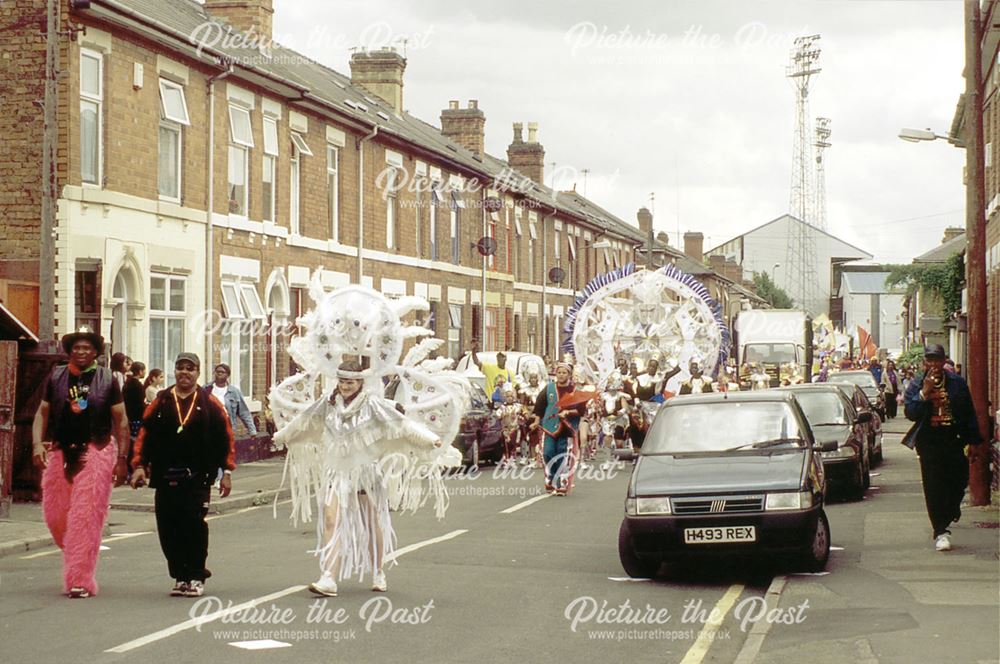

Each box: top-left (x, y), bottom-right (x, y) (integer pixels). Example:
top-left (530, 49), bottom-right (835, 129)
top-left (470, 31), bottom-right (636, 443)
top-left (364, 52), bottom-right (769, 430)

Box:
top-left (1, 434), bottom-right (996, 664)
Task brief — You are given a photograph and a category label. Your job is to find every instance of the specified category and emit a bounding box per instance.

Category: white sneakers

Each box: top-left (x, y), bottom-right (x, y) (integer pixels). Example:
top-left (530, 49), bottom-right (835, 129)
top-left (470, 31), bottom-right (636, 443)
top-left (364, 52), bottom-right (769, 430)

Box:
top-left (309, 571), bottom-right (339, 597)
top-left (170, 581), bottom-right (189, 596)
top-left (185, 580), bottom-right (205, 597)
top-left (935, 534), bottom-right (952, 552)
top-left (371, 570), bottom-right (387, 592)
top-left (309, 570), bottom-right (386, 595)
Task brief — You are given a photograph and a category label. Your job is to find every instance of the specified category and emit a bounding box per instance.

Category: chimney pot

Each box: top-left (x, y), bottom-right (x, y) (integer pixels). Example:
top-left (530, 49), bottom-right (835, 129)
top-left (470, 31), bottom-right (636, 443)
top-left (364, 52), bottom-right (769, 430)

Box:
top-left (527, 122), bottom-right (538, 143)
top-left (636, 207), bottom-right (653, 234)
top-left (507, 122), bottom-right (544, 183)
top-left (440, 98), bottom-right (486, 155)
top-left (349, 48), bottom-right (407, 114)
top-left (468, 100), bottom-right (478, 109)
top-left (449, 100), bottom-right (459, 109)
top-left (203, 0), bottom-right (274, 42)
top-left (683, 231), bottom-right (704, 262)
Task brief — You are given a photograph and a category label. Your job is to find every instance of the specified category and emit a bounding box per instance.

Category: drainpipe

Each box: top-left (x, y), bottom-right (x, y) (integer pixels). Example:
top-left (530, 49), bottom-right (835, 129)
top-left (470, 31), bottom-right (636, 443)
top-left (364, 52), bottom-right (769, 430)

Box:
top-left (540, 212), bottom-right (549, 357)
top-left (205, 61), bottom-right (233, 369)
top-left (356, 125), bottom-right (380, 283)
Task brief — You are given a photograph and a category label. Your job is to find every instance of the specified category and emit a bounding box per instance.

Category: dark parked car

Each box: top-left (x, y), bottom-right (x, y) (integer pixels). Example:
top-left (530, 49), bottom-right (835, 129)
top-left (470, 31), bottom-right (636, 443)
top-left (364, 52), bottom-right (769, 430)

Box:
top-left (617, 391), bottom-right (832, 578)
top-left (827, 382), bottom-right (883, 464)
top-left (781, 384), bottom-right (872, 499)
top-left (826, 370), bottom-right (886, 422)
top-left (385, 372), bottom-right (502, 467)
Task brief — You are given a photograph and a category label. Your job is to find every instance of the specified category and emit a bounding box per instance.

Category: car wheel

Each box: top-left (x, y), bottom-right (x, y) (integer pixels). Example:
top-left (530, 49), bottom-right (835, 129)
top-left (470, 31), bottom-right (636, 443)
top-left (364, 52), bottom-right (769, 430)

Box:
top-left (798, 510), bottom-right (831, 572)
top-left (618, 520), bottom-right (659, 579)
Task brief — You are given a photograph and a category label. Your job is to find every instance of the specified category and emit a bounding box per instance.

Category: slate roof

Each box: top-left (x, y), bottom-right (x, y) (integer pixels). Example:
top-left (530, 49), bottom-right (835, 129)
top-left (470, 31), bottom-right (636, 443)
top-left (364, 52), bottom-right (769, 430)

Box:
top-left (913, 232), bottom-right (966, 263)
top-left (100, 0), bottom-right (656, 247)
top-left (840, 271), bottom-right (902, 295)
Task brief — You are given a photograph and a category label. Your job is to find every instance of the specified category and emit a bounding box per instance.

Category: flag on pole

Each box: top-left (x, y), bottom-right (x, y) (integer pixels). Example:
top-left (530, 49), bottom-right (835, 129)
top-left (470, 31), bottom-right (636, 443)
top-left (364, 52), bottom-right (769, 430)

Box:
top-left (856, 325), bottom-right (877, 360)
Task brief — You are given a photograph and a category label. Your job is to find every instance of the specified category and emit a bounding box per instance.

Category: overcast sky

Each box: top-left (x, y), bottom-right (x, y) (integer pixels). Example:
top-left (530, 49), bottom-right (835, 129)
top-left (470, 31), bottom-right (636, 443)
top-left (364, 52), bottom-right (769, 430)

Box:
top-left (272, 0), bottom-right (967, 264)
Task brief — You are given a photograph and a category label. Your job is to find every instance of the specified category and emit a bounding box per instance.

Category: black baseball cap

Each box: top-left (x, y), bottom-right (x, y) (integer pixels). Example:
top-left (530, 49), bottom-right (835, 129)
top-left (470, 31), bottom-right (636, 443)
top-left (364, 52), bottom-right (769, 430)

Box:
top-left (175, 352), bottom-right (201, 368)
top-left (923, 344), bottom-right (946, 359)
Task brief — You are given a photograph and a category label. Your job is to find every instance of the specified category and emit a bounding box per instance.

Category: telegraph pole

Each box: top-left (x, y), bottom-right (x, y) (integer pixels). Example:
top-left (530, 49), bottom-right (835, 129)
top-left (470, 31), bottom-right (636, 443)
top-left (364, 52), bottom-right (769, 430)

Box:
top-left (40, 0), bottom-right (59, 345)
top-left (963, 0), bottom-right (991, 504)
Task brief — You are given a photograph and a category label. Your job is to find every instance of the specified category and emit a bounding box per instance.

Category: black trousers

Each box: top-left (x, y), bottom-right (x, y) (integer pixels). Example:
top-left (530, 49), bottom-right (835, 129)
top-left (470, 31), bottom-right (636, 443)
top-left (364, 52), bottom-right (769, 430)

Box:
top-left (916, 439), bottom-right (969, 537)
top-left (154, 486), bottom-right (211, 582)
top-left (885, 394), bottom-right (898, 419)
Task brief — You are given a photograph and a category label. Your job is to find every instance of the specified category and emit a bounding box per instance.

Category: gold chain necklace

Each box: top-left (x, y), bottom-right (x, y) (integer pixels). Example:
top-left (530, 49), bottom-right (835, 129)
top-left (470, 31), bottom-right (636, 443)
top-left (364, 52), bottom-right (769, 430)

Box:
top-left (172, 387), bottom-right (198, 434)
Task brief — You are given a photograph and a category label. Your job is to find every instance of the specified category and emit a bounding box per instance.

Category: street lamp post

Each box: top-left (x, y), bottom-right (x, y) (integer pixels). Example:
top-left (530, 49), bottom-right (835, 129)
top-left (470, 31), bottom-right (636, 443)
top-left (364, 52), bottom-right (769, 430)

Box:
top-left (771, 263), bottom-right (781, 283)
top-left (893, 0), bottom-right (991, 504)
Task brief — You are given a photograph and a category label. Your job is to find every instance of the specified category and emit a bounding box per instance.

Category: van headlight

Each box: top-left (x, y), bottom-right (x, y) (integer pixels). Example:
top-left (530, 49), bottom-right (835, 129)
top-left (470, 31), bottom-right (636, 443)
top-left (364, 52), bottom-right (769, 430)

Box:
top-left (636, 497), bottom-right (672, 515)
top-left (765, 491), bottom-right (813, 511)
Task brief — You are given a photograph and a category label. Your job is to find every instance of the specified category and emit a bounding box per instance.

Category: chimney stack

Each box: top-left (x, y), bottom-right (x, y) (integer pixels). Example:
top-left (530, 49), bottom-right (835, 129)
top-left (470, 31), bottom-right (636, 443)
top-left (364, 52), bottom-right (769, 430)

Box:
top-left (724, 258), bottom-right (742, 283)
top-left (941, 226), bottom-right (965, 244)
top-left (507, 122), bottom-right (545, 184)
top-left (440, 100), bottom-right (486, 155)
top-left (708, 254), bottom-right (726, 276)
top-left (683, 231), bottom-right (704, 262)
top-left (636, 207), bottom-right (653, 234)
top-left (349, 48), bottom-right (407, 114)
top-left (203, 0), bottom-right (274, 42)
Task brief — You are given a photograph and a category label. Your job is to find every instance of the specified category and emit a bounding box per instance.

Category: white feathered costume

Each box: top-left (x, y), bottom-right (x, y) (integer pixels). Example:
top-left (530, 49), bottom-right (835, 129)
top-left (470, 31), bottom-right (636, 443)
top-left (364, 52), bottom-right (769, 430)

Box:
top-left (270, 279), bottom-right (462, 582)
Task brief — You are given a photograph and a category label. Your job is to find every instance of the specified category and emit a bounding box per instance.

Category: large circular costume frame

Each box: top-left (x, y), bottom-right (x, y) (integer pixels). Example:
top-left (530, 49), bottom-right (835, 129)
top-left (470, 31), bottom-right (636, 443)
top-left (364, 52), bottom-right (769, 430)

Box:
top-left (563, 263), bottom-right (730, 388)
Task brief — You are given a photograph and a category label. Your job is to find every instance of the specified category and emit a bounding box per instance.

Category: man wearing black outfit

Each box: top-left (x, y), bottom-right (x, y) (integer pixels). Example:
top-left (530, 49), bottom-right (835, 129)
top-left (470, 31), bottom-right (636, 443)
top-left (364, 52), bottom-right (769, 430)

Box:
top-left (131, 352), bottom-right (235, 597)
top-left (903, 344), bottom-right (984, 552)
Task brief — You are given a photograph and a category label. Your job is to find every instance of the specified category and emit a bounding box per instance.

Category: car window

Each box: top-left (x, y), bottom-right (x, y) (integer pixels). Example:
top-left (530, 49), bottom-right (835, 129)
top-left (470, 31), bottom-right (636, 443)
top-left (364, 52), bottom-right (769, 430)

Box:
top-left (643, 401), bottom-right (805, 453)
top-left (468, 383), bottom-right (488, 409)
top-left (827, 372), bottom-right (877, 389)
top-left (792, 391), bottom-right (848, 425)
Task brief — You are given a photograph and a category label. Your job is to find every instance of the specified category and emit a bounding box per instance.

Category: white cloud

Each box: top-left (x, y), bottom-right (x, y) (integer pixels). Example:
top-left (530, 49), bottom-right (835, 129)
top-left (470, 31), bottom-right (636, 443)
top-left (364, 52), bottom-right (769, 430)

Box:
top-left (273, 0), bottom-right (967, 264)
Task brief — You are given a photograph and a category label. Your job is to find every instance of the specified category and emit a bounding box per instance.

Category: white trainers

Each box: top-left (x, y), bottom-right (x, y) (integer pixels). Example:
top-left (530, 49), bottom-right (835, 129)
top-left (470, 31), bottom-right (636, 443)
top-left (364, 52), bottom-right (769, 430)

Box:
top-left (371, 570), bottom-right (387, 592)
top-left (184, 580), bottom-right (205, 597)
top-left (309, 572), bottom-right (338, 597)
top-left (170, 581), bottom-right (189, 596)
top-left (935, 534), bottom-right (952, 552)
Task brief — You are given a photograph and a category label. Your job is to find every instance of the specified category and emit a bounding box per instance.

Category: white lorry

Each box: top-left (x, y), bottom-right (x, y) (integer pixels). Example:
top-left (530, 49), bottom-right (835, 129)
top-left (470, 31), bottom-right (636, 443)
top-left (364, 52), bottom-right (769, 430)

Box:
top-left (734, 309), bottom-right (814, 388)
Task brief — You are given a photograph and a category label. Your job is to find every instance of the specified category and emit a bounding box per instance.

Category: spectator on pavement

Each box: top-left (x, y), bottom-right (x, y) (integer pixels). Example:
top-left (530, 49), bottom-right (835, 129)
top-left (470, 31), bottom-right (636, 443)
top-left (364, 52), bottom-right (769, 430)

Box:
top-left (903, 344), bottom-right (984, 552)
top-left (204, 363), bottom-right (257, 436)
top-left (144, 368), bottom-right (165, 404)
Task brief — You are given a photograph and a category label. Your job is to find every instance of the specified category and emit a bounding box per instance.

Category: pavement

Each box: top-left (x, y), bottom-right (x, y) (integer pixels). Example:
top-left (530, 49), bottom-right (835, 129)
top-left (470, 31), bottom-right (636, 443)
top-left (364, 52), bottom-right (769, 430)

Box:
top-left (0, 457), bottom-right (289, 558)
top-left (744, 416), bottom-right (1000, 664)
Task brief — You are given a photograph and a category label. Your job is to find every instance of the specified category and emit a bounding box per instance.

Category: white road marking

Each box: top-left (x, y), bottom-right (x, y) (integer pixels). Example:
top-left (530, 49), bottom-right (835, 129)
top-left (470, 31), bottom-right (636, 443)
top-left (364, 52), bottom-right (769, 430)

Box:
top-left (105, 528), bottom-right (469, 653)
top-left (500, 494), bottom-right (551, 513)
top-left (680, 584), bottom-right (744, 664)
top-left (104, 585), bottom-right (308, 653)
top-left (228, 640), bottom-right (293, 650)
top-left (830, 546), bottom-right (845, 551)
top-left (733, 576), bottom-right (787, 664)
top-left (385, 529), bottom-right (468, 562)
top-left (607, 576), bottom-right (651, 582)
top-left (21, 531), bottom-right (154, 559)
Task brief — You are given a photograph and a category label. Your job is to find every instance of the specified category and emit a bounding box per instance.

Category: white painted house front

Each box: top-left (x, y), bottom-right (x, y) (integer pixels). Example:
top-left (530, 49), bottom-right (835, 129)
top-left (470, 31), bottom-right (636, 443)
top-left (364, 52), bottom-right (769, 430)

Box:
top-left (706, 214), bottom-right (872, 317)
top-left (839, 271), bottom-right (906, 355)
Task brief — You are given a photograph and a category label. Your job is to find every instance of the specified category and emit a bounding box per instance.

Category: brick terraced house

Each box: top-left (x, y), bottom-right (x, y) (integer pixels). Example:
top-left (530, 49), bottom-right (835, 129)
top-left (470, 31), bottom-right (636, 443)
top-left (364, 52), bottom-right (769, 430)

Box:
top-left (2, 0), bottom-right (705, 418)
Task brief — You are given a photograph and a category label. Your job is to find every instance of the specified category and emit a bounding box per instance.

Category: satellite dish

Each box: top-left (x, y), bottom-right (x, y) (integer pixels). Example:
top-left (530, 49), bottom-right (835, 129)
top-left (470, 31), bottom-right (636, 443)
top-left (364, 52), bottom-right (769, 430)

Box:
top-left (548, 267), bottom-right (566, 284)
top-left (476, 236), bottom-right (498, 256)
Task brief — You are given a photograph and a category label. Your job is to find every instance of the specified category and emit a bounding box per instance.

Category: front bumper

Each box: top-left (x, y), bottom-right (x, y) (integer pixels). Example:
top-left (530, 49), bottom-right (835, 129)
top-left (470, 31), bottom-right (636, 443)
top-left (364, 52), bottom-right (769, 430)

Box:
top-left (622, 506), bottom-right (822, 560)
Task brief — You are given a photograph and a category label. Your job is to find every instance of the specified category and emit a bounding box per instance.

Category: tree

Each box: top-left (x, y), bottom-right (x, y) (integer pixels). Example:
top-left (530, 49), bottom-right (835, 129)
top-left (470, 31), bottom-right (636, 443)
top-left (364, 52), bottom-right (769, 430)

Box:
top-left (885, 254), bottom-right (964, 320)
top-left (752, 272), bottom-right (794, 308)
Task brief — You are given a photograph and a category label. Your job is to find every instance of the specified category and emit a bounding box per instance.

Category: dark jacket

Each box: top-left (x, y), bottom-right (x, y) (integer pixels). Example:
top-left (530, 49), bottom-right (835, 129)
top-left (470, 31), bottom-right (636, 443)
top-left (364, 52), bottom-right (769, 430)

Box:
top-left (45, 365), bottom-right (118, 449)
top-left (123, 376), bottom-right (146, 422)
top-left (134, 389), bottom-right (236, 488)
top-left (903, 370), bottom-right (982, 447)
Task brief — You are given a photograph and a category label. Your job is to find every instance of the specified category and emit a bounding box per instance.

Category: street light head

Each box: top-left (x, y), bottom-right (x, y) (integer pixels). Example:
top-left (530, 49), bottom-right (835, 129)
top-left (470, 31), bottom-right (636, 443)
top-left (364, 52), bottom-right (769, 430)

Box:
top-left (898, 128), bottom-right (939, 142)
